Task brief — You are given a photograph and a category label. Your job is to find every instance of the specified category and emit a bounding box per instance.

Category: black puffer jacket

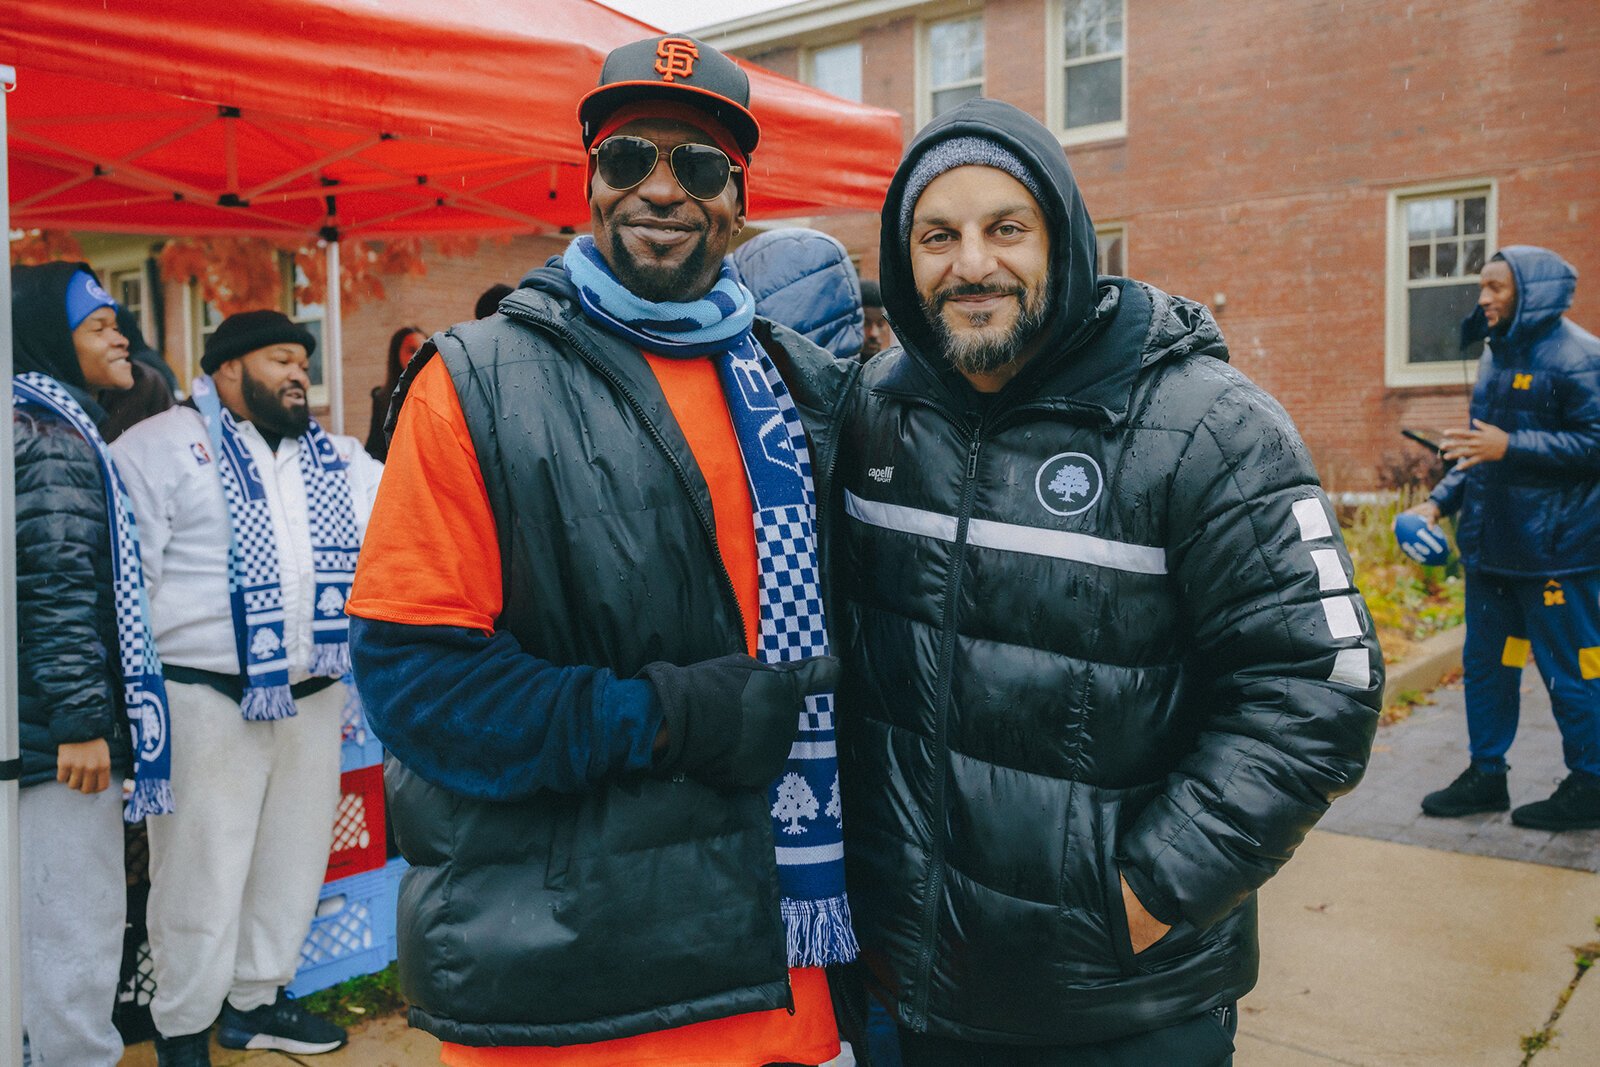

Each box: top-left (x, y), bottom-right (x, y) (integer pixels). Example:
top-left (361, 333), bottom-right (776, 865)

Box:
top-left (836, 100), bottom-right (1382, 1045)
top-left (11, 262), bottom-right (132, 786)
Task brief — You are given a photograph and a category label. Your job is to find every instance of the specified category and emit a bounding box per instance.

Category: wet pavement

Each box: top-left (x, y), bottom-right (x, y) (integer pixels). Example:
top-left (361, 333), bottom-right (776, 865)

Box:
top-left (1320, 666), bottom-right (1600, 872)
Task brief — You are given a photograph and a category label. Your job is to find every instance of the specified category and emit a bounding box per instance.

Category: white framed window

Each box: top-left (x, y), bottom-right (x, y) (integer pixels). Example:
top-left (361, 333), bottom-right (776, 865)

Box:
top-left (1385, 181), bottom-right (1495, 387)
top-left (1051, 0), bottom-right (1126, 144)
top-left (1096, 223), bottom-right (1126, 277)
top-left (190, 252), bottom-right (328, 406)
top-left (922, 14), bottom-right (983, 123)
top-left (106, 267), bottom-right (146, 332)
top-left (807, 40), bottom-right (862, 102)
top-left (286, 259), bottom-right (329, 409)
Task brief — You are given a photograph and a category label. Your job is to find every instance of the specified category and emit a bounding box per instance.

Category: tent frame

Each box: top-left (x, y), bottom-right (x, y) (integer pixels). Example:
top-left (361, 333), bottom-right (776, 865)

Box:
top-left (3, 60), bottom-right (25, 1067)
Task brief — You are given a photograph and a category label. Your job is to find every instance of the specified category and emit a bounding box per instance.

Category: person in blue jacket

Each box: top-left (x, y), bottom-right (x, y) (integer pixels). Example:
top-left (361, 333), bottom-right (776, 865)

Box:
top-left (1411, 245), bottom-right (1600, 830)
top-left (730, 227), bottom-right (865, 360)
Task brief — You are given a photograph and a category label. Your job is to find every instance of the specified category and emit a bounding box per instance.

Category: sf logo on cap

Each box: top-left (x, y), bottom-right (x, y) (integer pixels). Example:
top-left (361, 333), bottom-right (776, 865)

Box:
top-left (655, 37), bottom-right (699, 82)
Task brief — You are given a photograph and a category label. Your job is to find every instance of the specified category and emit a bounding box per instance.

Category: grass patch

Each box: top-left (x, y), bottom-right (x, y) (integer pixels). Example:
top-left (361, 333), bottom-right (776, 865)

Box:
top-left (1339, 489), bottom-right (1464, 666)
top-left (298, 962), bottom-right (405, 1028)
top-left (1517, 918), bottom-right (1600, 1064)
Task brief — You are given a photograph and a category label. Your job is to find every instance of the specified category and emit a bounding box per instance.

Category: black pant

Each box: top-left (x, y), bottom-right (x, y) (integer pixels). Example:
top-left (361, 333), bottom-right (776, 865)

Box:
top-left (896, 1004), bottom-right (1237, 1067)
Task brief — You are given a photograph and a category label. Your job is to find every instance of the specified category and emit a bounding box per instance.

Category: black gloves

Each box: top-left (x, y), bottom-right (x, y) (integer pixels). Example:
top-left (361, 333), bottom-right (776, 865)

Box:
top-left (640, 653), bottom-right (841, 790)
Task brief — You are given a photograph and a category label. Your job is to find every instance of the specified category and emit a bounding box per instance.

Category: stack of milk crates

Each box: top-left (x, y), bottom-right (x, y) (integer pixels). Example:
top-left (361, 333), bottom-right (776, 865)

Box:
top-left (287, 678), bottom-right (406, 996)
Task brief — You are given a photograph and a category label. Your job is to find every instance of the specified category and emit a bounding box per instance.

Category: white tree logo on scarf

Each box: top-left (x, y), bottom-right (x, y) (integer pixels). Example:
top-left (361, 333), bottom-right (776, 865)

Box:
top-left (250, 628), bottom-right (282, 661)
top-left (129, 690), bottom-right (167, 761)
top-left (1035, 452), bottom-right (1103, 517)
top-left (773, 772), bottom-right (819, 834)
top-left (317, 586), bottom-right (347, 617)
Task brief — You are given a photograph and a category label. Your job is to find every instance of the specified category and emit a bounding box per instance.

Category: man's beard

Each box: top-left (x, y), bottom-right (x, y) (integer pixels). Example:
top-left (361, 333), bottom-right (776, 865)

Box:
top-left (922, 275), bottom-right (1050, 377)
top-left (242, 367), bottom-right (310, 437)
top-left (603, 215), bottom-right (714, 304)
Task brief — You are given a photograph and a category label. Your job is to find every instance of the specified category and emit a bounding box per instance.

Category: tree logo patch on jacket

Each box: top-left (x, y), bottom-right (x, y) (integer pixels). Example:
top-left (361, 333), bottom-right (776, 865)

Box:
top-left (1036, 452), bottom-right (1104, 517)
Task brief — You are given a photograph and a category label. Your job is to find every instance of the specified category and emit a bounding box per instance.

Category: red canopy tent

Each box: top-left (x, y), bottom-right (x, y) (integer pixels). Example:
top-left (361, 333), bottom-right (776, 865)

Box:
top-left (0, 4), bottom-right (901, 1060)
top-left (2, 0), bottom-right (900, 235)
top-left (1, 0), bottom-right (902, 429)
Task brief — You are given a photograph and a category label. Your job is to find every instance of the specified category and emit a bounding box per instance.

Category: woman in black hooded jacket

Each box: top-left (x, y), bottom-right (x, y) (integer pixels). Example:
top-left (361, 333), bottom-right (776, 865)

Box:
top-left (11, 260), bottom-right (138, 1065)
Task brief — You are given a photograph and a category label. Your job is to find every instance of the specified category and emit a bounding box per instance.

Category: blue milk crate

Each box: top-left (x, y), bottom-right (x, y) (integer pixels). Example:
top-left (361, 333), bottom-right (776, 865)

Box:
top-left (287, 857), bottom-right (407, 997)
top-left (339, 679), bottom-right (385, 772)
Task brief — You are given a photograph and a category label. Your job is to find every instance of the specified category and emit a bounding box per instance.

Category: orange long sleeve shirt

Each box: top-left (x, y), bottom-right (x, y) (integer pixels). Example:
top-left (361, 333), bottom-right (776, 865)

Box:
top-left (349, 354), bottom-right (838, 1067)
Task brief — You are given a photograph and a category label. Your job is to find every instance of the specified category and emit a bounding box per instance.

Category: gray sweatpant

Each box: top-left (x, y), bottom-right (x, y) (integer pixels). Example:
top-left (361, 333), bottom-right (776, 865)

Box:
top-left (20, 779), bottom-right (126, 1067)
top-left (146, 680), bottom-right (342, 1038)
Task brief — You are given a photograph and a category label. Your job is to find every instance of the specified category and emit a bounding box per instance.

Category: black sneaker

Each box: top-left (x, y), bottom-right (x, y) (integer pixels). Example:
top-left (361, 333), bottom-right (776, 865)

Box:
top-left (216, 989), bottom-right (347, 1055)
top-left (1421, 766), bottom-right (1510, 817)
top-left (154, 1030), bottom-right (211, 1067)
top-left (1512, 774), bottom-right (1600, 831)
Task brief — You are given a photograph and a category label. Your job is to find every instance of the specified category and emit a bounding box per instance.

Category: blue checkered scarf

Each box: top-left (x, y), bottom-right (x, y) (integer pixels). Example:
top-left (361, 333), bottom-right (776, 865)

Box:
top-left (13, 373), bottom-right (174, 821)
top-left (563, 239), bottom-right (858, 967)
top-left (190, 375), bottom-right (358, 721)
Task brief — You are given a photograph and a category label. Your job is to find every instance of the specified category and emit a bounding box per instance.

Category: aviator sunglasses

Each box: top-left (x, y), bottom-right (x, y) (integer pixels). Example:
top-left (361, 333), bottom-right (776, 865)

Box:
top-left (591, 135), bottom-right (741, 202)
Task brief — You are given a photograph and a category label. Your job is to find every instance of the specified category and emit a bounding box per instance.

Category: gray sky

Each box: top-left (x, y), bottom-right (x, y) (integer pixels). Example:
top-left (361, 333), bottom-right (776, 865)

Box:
top-left (598, 0), bottom-right (799, 33)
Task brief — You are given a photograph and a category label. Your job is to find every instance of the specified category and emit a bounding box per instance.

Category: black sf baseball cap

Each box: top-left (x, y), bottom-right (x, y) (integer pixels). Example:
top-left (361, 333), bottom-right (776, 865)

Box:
top-left (579, 35), bottom-right (761, 155)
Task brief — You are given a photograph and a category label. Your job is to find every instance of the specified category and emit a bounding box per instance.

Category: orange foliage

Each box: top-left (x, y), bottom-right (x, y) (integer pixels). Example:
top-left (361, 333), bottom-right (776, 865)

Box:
top-left (157, 235), bottom-right (469, 315)
top-left (9, 230), bottom-right (87, 266)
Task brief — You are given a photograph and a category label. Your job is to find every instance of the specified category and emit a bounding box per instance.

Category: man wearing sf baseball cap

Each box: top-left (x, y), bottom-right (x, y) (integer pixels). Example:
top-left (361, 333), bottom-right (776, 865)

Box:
top-left (349, 32), bottom-right (860, 1067)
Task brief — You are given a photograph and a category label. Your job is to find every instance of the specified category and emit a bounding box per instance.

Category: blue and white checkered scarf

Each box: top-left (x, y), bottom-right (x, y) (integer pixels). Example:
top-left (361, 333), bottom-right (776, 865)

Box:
top-left (190, 375), bottom-right (358, 721)
top-left (563, 237), bottom-right (858, 967)
top-left (13, 373), bottom-right (174, 822)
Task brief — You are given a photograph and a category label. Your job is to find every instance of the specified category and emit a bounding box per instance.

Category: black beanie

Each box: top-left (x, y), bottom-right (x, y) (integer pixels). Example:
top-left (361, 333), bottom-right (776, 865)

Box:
top-left (201, 310), bottom-right (316, 374)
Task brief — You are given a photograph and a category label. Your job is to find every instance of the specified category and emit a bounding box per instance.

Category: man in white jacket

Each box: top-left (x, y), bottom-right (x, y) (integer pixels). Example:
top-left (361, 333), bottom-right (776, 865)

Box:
top-left (112, 310), bottom-right (382, 1067)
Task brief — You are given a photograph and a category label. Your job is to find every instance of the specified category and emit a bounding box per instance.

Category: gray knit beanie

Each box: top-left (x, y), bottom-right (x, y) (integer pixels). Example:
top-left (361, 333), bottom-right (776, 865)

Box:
top-left (898, 136), bottom-right (1045, 239)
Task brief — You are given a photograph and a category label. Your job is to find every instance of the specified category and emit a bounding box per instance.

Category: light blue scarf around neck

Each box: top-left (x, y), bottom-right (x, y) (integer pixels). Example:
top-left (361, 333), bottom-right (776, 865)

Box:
top-left (560, 236), bottom-right (858, 967)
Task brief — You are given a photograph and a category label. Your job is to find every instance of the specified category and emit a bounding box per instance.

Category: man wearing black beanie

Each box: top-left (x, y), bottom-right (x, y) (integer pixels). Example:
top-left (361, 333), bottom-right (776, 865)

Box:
top-left (111, 309), bottom-right (383, 1066)
top-left (833, 99), bottom-right (1383, 1064)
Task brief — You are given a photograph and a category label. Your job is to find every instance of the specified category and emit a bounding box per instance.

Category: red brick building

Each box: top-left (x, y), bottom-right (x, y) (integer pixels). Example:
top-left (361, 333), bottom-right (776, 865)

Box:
top-left (701, 0), bottom-right (1600, 489)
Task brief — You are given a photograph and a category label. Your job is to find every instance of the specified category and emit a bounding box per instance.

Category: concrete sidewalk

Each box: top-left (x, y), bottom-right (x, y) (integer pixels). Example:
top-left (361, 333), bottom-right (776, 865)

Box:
top-left (121, 636), bottom-right (1600, 1066)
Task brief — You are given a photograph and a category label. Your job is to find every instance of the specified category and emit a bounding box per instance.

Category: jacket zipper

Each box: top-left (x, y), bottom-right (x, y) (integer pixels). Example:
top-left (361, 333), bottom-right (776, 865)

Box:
top-left (911, 423), bottom-right (984, 1027)
top-left (500, 308), bottom-right (747, 644)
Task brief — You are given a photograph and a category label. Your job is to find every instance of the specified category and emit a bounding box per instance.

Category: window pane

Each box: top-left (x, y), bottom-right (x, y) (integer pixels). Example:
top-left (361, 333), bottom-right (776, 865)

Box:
top-left (1464, 239), bottom-right (1486, 274)
top-left (1408, 283), bottom-right (1480, 364)
top-left (932, 84), bottom-right (983, 117)
top-left (1066, 58), bottom-right (1122, 129)
top-left (811, 41), bottom-right (862, 102)
top-left (929, 17), bottom-right (983, 87)
top-left (1064, 0), bottom-right (1122, 58)
top-left (1436, 241), bottom-right (1459, 278)
top-left (1406, 199), bottom-right (1450, 242)
top-left (1104, 12), bottom-right (1124, 53)
top-left (1463, 196), bottom-right (1487, 237)
top-left (1408, 244), bottom-right (1432, 280)
top-left (300, 318), bottom-right (325, 387)
top-left (1097, 232), bottom-right (1124, 276)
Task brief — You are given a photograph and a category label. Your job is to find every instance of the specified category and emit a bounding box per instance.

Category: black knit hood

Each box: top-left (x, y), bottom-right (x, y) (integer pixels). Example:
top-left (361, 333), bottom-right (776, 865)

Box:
top-left (878, 99), bottom-right (1101, 391)
top-left (11, 261), bottom-right (101, 390)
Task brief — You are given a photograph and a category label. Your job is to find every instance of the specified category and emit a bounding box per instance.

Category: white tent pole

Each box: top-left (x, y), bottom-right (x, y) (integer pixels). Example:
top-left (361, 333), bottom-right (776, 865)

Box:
top-left (1, 62), bottom-right (27, 1067)
top-left (325, 238), bottom-right (343, 435)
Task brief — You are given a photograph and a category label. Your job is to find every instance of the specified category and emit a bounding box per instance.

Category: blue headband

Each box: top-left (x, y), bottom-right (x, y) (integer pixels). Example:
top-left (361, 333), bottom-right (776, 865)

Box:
top-left (65, 270), bottom-right (118, 331)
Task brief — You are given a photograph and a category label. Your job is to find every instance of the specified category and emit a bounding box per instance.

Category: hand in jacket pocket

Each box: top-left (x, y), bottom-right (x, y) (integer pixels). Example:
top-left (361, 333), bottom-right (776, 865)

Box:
top-left (1120, 873), bottom-right (1172, 954)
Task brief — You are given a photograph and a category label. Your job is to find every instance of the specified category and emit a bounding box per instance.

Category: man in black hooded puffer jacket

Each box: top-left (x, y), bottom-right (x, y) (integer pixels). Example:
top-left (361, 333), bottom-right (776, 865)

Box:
top-left (834, 100), bottom-right (1383, 1064)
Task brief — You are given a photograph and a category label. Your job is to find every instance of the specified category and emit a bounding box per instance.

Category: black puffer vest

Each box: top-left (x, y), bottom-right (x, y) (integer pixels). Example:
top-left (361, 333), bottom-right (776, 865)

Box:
top-left (385, 268), bottom-right (857, 1046)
